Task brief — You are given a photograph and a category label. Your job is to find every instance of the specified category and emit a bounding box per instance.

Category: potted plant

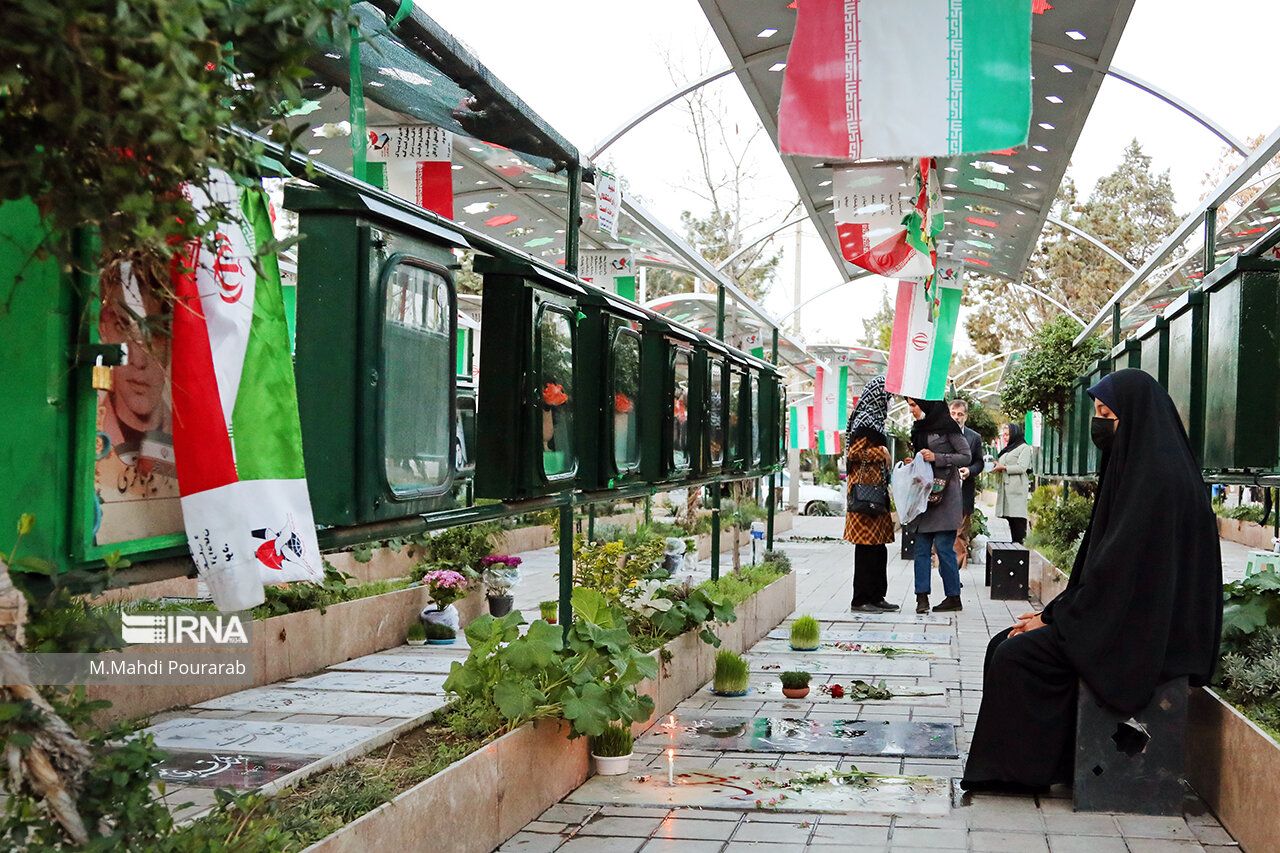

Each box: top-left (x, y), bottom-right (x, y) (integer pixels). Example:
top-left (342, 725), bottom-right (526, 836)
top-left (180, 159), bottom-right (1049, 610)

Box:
top-left (789, 615), bottom-right (821, 651)
top-left (420, 568), bottom-right (469, 632)
top-left (405, 623), bottom-right (427, 646)
top-left (539, 600), bottom-right (558, 624)
top-left (712, 649), bottom-right (750, 697)
top-left (424, 622), bottom-right (457, 645)
top-left (780, 670), bottom-right (811, 699)
top-left (590, 722), bottom-right (634, 775)
top-left (480, 555), bottom-right (522, 616)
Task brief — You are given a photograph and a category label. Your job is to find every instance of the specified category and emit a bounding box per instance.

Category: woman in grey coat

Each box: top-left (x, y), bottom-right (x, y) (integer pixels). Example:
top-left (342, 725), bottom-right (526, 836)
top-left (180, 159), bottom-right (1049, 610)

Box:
top-left (907, 398), bottom-right (972, 613)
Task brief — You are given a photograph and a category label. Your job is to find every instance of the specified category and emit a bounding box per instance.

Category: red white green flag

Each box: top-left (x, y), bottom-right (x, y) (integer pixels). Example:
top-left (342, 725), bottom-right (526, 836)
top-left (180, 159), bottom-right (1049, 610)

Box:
top-left (788, 404), bottom-right (812, 451)
top-left (834, 159), bottom-right (940, 278)
top-left (370, 125), bottom-right (454, 219)
top-left (884, 265), bottom-right (964, 399)
top-left (778, 0), bottom-right (1033, 160)
top-left (172, 170), bottom-right (325, 610)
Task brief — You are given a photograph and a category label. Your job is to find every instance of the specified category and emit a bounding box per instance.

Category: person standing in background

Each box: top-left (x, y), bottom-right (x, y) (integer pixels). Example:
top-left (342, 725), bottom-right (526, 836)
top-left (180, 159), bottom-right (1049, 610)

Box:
top-left (906, 398), bottom-right (970, 613)
top-left (843, 376), bottom-right (898, 612)
top-left (992, 423), bottom-right (1034, 544)
top-left (950, 400), bottom-right (985, 568)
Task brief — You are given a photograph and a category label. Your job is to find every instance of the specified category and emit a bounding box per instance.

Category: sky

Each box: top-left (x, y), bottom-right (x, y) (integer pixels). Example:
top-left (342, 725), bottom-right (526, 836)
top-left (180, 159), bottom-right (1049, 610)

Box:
top-left (423, 0), bottom-right (1280, 352)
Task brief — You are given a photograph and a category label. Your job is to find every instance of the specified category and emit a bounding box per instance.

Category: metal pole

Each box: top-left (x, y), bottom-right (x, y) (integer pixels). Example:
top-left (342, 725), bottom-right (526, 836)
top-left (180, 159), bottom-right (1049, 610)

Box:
top-left (1204, 207), bottom-right (1218, 277)
top-left (1112, 303), bottom-right (1121, 349)
top-left (710, 493), bottom-right (721, 582)
top-left (767, 326), bottom-right (779, 551)
top-left (566, 162), bottom-right (582, 275)
top-left (558, 504), bottom-right (574, 636)
top-left (644, 496), bottom-right (651, 526)
top-left (587, 504), bottom-right (595, 541)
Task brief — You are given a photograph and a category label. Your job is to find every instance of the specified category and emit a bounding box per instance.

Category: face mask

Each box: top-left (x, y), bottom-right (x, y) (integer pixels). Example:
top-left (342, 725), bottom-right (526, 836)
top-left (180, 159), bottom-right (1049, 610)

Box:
top-left (1090, 416), bottom-right (1116, 450)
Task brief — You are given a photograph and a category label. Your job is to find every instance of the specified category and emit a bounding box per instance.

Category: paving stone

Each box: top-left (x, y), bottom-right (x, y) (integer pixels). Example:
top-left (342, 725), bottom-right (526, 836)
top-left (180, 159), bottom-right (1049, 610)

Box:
top-left (639, 714), bottom-right (958, 758)
top-left (539, 803), bottom-right (599, 825)
top-left (652, 818), bottom-right (736, 840)
top-left (143, 717), bottom-right (375, 757)
top-left (723, 842), bottom-right (806, 853)
top-left (327, 651), bottom-right (462, 673)
top-left (885, 826), bottom-right (966, 848)
top-left (732, 819), bottom-right (813, 843)
top-left (765, 629), bottom-right (946, 645)
top-left (1047, 835), bottom-right (1130, 853)
top-left (578, 815), bottom-right (669, 837)
top-left (286, 670), bottom-right (448, 694)
top-left (965, 808), bottom-right (1046, 832)
top-left (1041, 813), bottom-right (1119, 835)
top-left (748, 654), bottom-right (930, 677)
top-left (807, 822), bottom-right (889, 845)
top-left (194, 686), bottom-right (435, 718)
top-left (556, 836), bottom-right (644, 853)
top-left (1123, 840), bottom-right (1206, 853)
top-left (968, 830), bottom-right (1050, 853)
top-left (639, 840), bottom-right (725, 853)
top-left (1188, 824), bottom-right (1236, 846)
top-left (498, 831), bottom-right (566, 853)
top-left (1114, 816), bottom-right (1196, 840)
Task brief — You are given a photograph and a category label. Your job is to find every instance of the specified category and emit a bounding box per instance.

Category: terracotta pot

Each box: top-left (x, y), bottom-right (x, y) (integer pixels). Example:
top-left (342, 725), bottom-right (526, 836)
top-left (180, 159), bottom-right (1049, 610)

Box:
top-left (782, 686), bottom-right (810, 699)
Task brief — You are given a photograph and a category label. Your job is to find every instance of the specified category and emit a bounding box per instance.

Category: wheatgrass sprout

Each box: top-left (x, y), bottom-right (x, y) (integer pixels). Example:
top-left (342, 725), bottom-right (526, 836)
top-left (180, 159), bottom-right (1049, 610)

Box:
top-left (789, 615), bottom-right (821, 650)
top-left (592, 722), bottom-right (634, 757)
top-left (713, 649), bottom-right (750, 694)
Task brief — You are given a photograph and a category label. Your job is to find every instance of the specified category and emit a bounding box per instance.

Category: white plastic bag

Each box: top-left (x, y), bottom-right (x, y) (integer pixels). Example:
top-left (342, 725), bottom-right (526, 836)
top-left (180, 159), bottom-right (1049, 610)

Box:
top-left (891, 455), bottom-right (934, 525)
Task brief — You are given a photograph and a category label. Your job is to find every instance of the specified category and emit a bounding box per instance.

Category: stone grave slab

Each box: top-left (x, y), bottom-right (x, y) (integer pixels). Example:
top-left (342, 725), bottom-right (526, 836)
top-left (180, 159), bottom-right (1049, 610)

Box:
top-left (783, 612), bottom-right (952, 626)
top-left (288, 671), bottom-right (448, 695)
top-left (765, 629), bottom-right (947, 645)
top-left (154, 751), bottom-right (311, 789)
top-left (641, 715), bottom-right (958, 758)
top-left (751, 639), bottom-right (942, 658)
top-left (747, 653), bottom-right (929, 677)
top-left (568, 766), bottom-right (951, 815)
top-left (194, 687), bottom-right (442, 718)
top-left (719, 677), bottom-right (949, 706)
top-left (144, 718), bottom-right (378, 757)
top-left (327, 651), bottom-right (463, 674)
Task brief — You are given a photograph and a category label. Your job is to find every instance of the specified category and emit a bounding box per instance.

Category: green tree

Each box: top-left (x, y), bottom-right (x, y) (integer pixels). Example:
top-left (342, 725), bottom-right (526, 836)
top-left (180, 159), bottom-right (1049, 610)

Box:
top-left (965, 140), bottom-right (1180, 354)
top-left (999, 315), bottom-right (1107, 426)
top-left (858, 285), bottom-right (894, 352)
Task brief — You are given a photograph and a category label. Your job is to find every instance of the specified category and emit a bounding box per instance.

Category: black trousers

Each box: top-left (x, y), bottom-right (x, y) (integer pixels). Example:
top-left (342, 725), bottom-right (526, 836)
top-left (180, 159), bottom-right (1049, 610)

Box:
top-left (1005, 516), bottom-right (1027, 543)
top-left (851, 543), bottom-right (888, 605)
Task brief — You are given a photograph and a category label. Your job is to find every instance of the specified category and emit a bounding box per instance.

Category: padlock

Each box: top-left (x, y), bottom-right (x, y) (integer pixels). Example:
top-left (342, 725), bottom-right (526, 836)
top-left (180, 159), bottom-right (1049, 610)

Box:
top-left (91, 355), bottom-right (113, 392)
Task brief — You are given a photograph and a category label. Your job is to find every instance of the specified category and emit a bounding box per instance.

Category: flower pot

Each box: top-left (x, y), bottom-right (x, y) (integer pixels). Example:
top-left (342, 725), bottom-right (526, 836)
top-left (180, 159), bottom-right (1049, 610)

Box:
top-left (789, 644), bottom-right (819, 652)
top-left (487, 594), bottom-right (514, 617)
top-left (406, 638), bottom-right (427, 647)
top-left (592, 752), bottom-right (633, 776)
top-left (427, 637), bottom-right (456, 645)
top-left (711, 688), bottom-right (749, 697)
top-left (421, 603), bottom-right (460, 632)
top-left (782, 686), bottom-right (810, 699)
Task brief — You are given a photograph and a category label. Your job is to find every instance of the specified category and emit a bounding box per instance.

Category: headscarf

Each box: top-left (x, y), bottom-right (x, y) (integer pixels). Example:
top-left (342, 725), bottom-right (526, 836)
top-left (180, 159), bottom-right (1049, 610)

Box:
top-left (1041, 369), bottom-right (1222, 715)
top-left (997, 422), bottom-right (1026, 459)
top-left (908, 398), bottom-right (962, 451)
top-left (845, 375), bottom-right (889, 448)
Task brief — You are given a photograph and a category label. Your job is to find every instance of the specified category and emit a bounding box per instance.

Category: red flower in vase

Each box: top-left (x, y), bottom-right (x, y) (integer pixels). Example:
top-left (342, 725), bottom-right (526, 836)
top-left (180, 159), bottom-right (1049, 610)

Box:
top-left (543, 383), bottom-right (568, 406)
top-left (614, 393), bottom-right (633, 413)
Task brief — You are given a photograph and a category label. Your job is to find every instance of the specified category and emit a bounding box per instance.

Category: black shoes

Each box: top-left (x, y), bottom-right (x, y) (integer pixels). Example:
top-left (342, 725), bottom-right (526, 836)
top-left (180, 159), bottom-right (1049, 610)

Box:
top-left (851, 600), bottom-right (900, 612)
top-left (916, 593), bottom-right (930, 614)
top-left (874, 599), bottom-right (900, 612)
top-left (933, 595), bottom-right (963, 612)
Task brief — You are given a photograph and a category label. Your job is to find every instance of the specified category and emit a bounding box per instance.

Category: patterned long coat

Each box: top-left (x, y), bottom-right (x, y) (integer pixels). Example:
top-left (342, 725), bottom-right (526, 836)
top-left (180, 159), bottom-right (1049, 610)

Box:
top-left (843, 435), bottom-right (895, 545)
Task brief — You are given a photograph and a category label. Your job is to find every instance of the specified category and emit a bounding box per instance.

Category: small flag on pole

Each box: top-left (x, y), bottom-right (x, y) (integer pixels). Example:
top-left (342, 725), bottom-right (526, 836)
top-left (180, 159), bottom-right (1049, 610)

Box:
top-left (1025, 411), bottom-right (1043, 447)
top-left (816, 430), bottom-right (842, 456)
top-left (778, 0), bottom-right (1033, 160)
top-left (789, 405), bottom-right (812, 450)
top-left (884, 265), bottom-right (964, 399)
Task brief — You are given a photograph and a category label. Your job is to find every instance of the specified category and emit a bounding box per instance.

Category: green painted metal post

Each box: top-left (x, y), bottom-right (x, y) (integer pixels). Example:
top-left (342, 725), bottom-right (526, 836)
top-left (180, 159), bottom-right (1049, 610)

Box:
top-left (1204, 207), bottom-right (1218, 276)
top-left (711, 283), bottom-right (726, 581)
top-left (1112, 303), bottom-right (1121, 349)
top-left (587, 504), bottom-right (595, 541)
top-left (558, 504), bottom-right (574, 636)
top-left (644, 496), bottom-right (651, 526)
top-left (767, 326), bottom-right (779, 550)
top-left (566, 163), bottom-right (582, 275)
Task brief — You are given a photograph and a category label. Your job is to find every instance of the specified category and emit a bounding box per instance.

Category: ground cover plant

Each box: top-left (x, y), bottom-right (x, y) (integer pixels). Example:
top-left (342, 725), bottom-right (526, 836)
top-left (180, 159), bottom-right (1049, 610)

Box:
top-left (1027, 485), bottom-right (1093, 573)
top-left (713, 649), bottom-right (750, 694)
top-left (789, 615), bottom-right (820, 649)
top-left (779, 671), bottom-right (810, 690)
top-left (1211, 497), bottom-right (1268, 525)
top-left (1215, 567), bottom-right (1280, 737)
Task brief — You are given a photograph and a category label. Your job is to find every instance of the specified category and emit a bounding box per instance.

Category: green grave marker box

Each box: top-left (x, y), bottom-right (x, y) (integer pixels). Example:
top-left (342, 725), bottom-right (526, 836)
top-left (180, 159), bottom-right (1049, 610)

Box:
top-left (288, 186), bottom-right (465, 525)
top-left (1110, 337), bottom-right (1141, 371)
top-left (1137, 315), bottom-right (1169, 388)
top-left (640, 319), bottom-right (697, 484)
top-left (1203, 259), bottom-right (1280, 471)
top-left (694, 342), bottom-right (731, 477)
top-left (1166, 290), bottom-right (1207, 464)
top-left (473, 257), bottom-right (585, 501)
top-left (576, 290), bottom-right (648, 490)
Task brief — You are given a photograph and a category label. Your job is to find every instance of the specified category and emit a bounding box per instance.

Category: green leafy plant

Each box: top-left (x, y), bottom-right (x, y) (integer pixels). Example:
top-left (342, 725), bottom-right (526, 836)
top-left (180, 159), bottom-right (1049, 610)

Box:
top-left (406, 623), bottom-right (427, 642)
top-left (591, 722), bottom-right (634, 758)
top-left (414, 522), bottom-right (500, 581)
top-left (442, 589), bottom-right (656, 739)
top-left (712, 649), bottom-right (749, 694)
top-left (570, 535), bottom-right (664, 609)
top-left (1212, 499), bottom-right (1268, 525)
top-left (970, 507), bottom-right (990, 538)
top-left (789, 615), bottom-right (821, 650)
top-left (423, 622), bottom-right (456, 641)
top-left (1222, 568), bottom-right (1280, 646)
top-left (761, 549), bottom-right (792, 573)
top-left (779, 671), bottom-right (811, 690)
top-left (632, 582), bottom-right (737, 650)
top-left (1214, 626), bottom-right (1280, 739)
top-left (999, 316), bottom-right (1108, 427)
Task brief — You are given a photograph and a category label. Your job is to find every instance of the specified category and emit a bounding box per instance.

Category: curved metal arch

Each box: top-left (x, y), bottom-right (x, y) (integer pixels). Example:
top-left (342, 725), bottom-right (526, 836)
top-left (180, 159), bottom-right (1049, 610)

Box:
top-left (715, 213), bottom-right (809, 271)
top-left (951, 348), bottom-right (1027, 384)
top-left (1044, 215), bottom-right (1137, 274)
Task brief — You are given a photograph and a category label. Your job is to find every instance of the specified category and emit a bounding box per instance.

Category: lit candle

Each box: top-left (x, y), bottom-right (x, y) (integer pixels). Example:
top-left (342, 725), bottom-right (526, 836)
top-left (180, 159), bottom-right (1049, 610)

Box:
top-left (667, 748), bottom-right (675, 785)
top-left (668, 714), bottom-right (675, 730)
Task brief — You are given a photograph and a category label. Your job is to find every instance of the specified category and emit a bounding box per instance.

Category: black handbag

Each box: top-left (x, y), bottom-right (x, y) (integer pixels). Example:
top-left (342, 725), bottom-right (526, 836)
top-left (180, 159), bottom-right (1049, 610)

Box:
top-left (848, 461), bottom-right (890, 516)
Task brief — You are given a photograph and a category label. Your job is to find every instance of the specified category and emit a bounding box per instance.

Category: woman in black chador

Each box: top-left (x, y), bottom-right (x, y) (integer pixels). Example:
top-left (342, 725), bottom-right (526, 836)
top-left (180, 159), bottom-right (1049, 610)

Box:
top-left (961, 369), bottom-right (1222, 791)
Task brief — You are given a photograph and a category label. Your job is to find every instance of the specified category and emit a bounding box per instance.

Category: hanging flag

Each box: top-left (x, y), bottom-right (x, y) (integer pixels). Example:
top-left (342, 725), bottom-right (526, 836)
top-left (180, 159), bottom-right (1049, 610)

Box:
top-left (596, 169), bottom-right (621, 238)
top-left (788, 404), bottom-right (812, 451)
top-left (816, 430), bottom-right (842, 456)
top-left (814, 365), bottom-right (838, 433)
top-left (580, 251), bottom-right (637, 300)
top-left (1025, 411), bottom-right (1043, 447)
top-left (884, 265), bottom-right (964, 399)
top-left (778, 0), bottom-right (1033, 160)
top-left (369, 125), bottom-right (454, 219)
top-left (833, 160), bottom-right (937, 278)
top-left (743, 332), bottom-right (765, 361)
top-left (172, 171), bottom-right (326, 611)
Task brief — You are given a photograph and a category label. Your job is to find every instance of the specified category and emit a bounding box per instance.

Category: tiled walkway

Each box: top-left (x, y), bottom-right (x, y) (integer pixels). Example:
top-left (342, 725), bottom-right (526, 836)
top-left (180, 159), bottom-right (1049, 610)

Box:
top-left (498, 515), bottom-right (1242, 853)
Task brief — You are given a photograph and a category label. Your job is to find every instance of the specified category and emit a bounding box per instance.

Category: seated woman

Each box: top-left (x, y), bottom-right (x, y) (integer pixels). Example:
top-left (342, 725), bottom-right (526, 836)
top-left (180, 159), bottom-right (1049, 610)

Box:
top-left (961, 369), bottom-right (1222, 792)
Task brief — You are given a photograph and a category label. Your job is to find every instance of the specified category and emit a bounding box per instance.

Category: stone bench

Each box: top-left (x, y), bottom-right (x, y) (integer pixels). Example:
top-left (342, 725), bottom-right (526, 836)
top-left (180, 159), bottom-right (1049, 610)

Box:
top-left (1074, 676), bottom-right (1189, 815)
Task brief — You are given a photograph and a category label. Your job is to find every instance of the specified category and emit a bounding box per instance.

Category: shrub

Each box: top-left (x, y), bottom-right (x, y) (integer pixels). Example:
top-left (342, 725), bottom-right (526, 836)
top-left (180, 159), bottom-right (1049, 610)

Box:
top-left (423, 622), bottom-right (456, 641)
top-left (406, 623), bottom-right (427, 641)
top-left (790, 615), bottom-right (821, 649)
top-left (1215, 626), bottom-right (1280, 738)
top-left (570, 535), bottom-right (665, 608)
top-left (761, 549), bottom-right (792, 573)
top-left (591, 722), bottom-right (634, 757)
top-left (779, 671), bottom-right (811, 689)
top-left (713, 650), bottom-right (749, 694)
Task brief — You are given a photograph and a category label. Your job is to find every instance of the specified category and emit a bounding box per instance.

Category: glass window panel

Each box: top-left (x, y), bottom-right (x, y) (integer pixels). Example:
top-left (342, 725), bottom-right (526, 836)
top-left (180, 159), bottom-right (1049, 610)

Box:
top-left (383, 262), bottom-right (451, 495)
top-left (728, 369), bottom-right (744, 461)
top-left (612, 330), bottom-right (641, 472)
top-left (456, 394), bottom-right (476, 471)
top-left (538, 307), bottom-right (575, 478)
top-left (751, 375), bottom-right (762, 464)
top-left (672, 350), bottom-right (691, 470)
top-left (709, 361), bottom-right (724, 465)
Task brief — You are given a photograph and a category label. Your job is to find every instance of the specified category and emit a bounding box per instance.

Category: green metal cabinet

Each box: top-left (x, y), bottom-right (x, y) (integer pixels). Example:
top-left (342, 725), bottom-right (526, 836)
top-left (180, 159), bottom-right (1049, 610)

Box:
top-left (288, 186), bottom-right (465, 525)
top-left (473, 257), bottom-right (585, 500)
top-left (693, 342), bottom-right (731, 477)
top-left (576, 290), bottom-right (648, 490)
top-left (1166, 290), bottom-right (1207, 464)
top-left (1202, 258), bottom-right (1280, 471)
top-left (1137, 315), bottom-right (1170, 388)
top-left (640, 319), bottom-right (697, 484)
top-left (726, 362), bottom-right (750, 474)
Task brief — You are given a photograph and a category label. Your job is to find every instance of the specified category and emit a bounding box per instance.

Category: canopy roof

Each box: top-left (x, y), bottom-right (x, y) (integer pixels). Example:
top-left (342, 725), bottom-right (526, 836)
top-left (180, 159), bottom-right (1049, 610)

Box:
top-left (696, 0), bottom-right (1138, 284)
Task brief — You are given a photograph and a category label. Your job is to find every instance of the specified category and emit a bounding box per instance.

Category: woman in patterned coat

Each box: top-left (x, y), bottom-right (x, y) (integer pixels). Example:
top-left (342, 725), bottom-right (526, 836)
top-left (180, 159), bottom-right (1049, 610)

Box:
top-left (843, 376), bottom-right (898, 611)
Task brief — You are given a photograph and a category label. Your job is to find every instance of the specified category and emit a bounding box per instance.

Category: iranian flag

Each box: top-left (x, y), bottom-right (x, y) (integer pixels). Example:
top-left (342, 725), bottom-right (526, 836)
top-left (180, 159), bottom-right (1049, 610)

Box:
top-left (834, 160), bottom-right (939, 278)
top-left (1025, 410), bottom-right (1043, 447)
top-left (172, 170), bottom-right (325, 611)
top-left (788, 404), bottom-right (812, 451)
top-left (370, 125), bottom-right (454, 219)
top-left (884, 265), bottom-right (964, 399)
top-left (778, 0), bottom-right (1032, 160)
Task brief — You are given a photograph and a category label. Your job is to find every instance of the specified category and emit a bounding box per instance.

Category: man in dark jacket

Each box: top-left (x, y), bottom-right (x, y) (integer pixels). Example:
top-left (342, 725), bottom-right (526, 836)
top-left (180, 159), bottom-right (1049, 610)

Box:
top-left (950, 399), bottom-right (985, 568)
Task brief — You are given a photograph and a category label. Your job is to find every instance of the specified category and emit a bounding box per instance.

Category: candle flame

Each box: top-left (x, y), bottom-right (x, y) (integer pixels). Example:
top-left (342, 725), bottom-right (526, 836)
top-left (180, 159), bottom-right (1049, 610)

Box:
top-left (667, 748), bottom-right (674, 759)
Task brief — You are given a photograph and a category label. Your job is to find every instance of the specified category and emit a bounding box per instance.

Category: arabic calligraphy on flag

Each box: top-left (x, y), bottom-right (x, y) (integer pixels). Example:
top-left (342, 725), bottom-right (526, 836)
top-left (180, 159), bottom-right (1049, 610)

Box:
top-left (833, 159), bottom-right (938, 278)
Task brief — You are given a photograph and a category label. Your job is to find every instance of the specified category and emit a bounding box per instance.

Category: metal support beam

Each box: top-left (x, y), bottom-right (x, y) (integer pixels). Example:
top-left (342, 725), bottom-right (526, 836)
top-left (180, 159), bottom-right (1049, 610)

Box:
top-left (558, 504), bottom-right (574, 636)
top-left (1204, 207), bottom-right (1218, 277)
top-left (716, 213), bottom-right (808, 272)
top-left (776, 271), bottom-right (874, 324)
top-left (767, 326), bottom-right (779, 552)
top-left (1045, 215), bottom-right (1137, 273)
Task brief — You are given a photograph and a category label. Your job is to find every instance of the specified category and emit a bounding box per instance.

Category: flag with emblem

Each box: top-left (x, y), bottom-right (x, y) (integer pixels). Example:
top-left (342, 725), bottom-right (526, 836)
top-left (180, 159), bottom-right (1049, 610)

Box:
top-left (833, 160), bottom-right (939, 278)
top-left (788, 404), bottom-right (812, 451)
top-left (778, 0), bottom-right (1032, 160)
top-left (1025, 410), bottom-right (1043, 447)
top-left (172, 170), bottom-right (325, 611)
top-left (884, 265), bottom-right (964, 399)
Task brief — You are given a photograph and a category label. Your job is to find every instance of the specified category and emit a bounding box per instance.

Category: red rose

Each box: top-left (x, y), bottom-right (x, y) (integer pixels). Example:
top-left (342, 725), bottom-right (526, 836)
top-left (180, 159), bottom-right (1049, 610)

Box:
top-left (829, 684), bottom-right (845, 699)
